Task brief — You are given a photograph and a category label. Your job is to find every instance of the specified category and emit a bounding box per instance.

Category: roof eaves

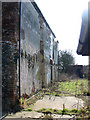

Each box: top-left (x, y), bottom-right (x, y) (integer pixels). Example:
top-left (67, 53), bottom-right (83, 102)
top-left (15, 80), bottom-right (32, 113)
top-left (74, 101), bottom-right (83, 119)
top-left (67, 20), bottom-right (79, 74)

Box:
top-left (77, 10), bottom-right (88, 55)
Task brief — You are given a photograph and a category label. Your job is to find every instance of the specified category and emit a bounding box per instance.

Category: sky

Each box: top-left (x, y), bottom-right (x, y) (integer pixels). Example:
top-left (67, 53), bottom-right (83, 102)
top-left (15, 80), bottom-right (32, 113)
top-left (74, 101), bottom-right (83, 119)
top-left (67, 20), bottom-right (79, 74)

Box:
top-left (35, 0), bottom-right (89, 65)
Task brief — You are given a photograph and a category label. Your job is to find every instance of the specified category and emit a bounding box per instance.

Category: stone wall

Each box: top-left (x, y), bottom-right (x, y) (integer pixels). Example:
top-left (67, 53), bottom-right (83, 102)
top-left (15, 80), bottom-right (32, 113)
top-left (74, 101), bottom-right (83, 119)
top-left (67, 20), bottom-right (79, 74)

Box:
top-left (38, 15), bottom-right (56, 87)
top-left (83, 65), bottom-right (88, 78)
top-left (67, 65), bottom-right (83, 78)
top-left (39, 18), bottom-right (52, 87)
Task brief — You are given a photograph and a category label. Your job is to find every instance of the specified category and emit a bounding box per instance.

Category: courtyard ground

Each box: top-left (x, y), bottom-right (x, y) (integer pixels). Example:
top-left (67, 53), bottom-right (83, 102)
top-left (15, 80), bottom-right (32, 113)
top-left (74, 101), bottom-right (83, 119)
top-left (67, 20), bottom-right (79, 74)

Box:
top-left (5, 79), bottom-right (90, 119)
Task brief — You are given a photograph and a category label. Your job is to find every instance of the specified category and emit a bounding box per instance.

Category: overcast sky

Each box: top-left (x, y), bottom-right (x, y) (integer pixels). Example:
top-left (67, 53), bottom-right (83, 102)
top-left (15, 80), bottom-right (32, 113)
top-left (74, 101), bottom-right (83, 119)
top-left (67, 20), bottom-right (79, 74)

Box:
top-left (35, 0), bottom-right (89, 65)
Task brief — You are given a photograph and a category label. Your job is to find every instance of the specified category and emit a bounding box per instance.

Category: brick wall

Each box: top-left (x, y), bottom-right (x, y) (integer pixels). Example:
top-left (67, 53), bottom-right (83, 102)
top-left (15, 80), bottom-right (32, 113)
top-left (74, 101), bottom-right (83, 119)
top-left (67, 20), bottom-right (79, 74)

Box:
top-left (67, 65), bottom-right (83, 78)
top-left (2, 2), bottom-right (19, 112)
top-left (0, 1), bottom-right (2, 117)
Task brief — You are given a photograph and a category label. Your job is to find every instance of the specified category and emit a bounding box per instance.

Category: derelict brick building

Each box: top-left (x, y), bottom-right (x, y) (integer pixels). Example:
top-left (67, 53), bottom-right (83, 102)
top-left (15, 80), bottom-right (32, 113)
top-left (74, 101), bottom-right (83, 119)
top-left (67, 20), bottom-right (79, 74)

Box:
top-left (1, 0), bottom-right (59, 115)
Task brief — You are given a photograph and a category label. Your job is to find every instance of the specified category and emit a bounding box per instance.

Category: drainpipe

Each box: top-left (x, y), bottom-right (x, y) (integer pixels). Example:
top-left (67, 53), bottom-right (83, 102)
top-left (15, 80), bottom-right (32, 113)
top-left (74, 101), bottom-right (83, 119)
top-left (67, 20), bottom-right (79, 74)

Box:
top-left (19, 1), bottom-right (21, 99)
top-left (58, 51), bottom-right (59, 81)
top-left (53, 39), bottom-right (54, 60)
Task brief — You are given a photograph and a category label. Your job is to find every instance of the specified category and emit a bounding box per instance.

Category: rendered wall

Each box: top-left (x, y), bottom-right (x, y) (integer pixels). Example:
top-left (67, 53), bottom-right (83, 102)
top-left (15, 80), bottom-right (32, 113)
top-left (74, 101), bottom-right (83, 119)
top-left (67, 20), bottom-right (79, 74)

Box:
top-left (54, 42), bottom-right (58, 81)
top-left (38, 14), bottom-right (55, 87)
top-left (20, 2), bottom-right (42, 96)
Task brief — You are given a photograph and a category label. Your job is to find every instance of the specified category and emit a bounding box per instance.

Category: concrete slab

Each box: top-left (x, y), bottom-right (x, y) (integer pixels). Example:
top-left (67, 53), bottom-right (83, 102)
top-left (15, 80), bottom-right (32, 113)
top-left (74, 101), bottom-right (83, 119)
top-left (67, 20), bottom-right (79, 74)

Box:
top-left (32, 95), bottom-right (85, 110)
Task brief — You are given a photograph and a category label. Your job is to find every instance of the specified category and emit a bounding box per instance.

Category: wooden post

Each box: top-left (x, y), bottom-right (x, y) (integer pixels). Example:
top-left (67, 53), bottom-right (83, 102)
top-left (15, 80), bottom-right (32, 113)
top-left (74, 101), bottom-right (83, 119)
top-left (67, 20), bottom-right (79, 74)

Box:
top-left (24, 99), bottom-right (26, 108)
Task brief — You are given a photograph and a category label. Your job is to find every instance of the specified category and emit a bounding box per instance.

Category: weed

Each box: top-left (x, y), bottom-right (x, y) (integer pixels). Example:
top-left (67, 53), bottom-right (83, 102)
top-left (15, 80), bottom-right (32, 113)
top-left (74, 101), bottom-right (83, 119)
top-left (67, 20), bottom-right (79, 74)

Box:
top-left (45, 108), bottom-right (53, 114)
top-left (45, 92), bottom-right (51, 95)
top-left (43, 115), bottom-right (53, 119)
top-left (36, 108), bottom-right (46, 112)
top-left (77, 109), bottom-right (86, 114)
top-left (62, 108), bottom-right (69, 115)
top-left (53, 109), bottom-right (62, 114)
top-left (36, 107), bottom-right (90, 118)
top-left (70, 109), bottom-right (78, 113)
top-left (57, 110), bottom-right (62, 114)
top-left (63, 108), bottom-right (69, 112)
top-left (37, 108), bottom-right (53, 115)
top-left (53, 109), bottom-right (58, 113)
top-left (23, 108), bottom-right (32, 111)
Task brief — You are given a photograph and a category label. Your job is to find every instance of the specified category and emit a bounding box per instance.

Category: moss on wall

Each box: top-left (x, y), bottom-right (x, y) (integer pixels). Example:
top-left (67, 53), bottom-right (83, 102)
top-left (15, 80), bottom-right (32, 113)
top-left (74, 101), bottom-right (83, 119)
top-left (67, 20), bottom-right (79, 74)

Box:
top-left (37, 71), bottom-right (42, 81)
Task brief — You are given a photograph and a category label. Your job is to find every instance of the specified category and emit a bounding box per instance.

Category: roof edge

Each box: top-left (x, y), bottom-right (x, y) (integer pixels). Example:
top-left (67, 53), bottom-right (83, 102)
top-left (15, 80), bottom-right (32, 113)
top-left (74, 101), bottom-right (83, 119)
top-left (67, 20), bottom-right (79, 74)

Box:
top-left (31, 2), bottom-right (56, 38)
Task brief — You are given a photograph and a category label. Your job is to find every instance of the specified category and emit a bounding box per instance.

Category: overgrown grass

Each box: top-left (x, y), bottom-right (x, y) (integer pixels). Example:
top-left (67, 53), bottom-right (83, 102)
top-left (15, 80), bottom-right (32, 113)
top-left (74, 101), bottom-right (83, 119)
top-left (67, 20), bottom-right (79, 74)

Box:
top-left (38, 79), bottom-right (88, 97)
top-left (58, 79), bottom-right (88, 96)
